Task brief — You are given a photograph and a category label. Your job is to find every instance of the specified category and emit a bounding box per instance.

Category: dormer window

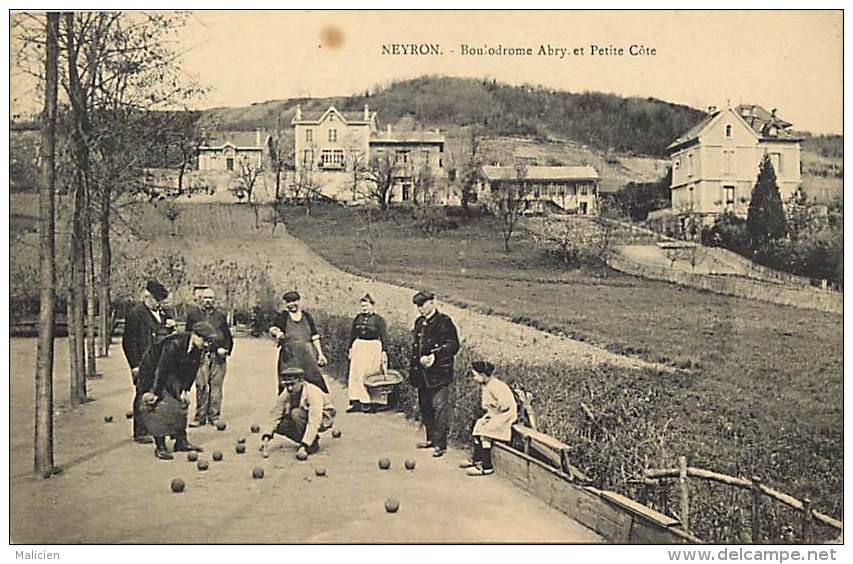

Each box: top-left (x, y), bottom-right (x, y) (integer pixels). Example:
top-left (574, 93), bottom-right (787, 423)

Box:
top-left (328, 128), bottom-right (338, 142)
top-left (725, 125), bottom-right (732, 138)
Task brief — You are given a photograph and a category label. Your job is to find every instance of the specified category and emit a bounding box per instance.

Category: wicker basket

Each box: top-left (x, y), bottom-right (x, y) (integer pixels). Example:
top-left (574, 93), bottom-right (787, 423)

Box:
top-left (363, 369), bottom-right (403, 405)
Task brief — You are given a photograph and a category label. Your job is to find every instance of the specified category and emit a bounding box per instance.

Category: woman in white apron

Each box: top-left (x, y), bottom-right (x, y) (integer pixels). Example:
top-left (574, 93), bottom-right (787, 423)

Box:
top-left (347, 294), bottom-right (389, 413)
top-left (460, 360), bottom-right (518, 476)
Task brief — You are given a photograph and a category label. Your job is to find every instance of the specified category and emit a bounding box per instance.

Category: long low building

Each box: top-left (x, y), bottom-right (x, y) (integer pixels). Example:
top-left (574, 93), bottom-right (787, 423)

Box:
top-left (479, 165), bottom-right (600, 215)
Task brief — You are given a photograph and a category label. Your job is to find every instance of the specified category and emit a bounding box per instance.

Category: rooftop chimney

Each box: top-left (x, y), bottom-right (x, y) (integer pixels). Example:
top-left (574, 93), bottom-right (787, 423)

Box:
top-left (364, 104), bottom-right (369, 120)
top-left (771, 108), bottom-right (777, 118)
top-left (256, 128), bottom-right (262, 146)
top-left (295, 104), bottom-right (302, 121)
top-left (707, 105), bottom-right (718, 114)
top-left (386, 124), bottom-right (392, 133)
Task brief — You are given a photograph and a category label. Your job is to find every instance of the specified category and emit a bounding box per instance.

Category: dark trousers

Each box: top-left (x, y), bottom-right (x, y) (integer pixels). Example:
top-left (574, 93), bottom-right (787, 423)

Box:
top-left (418, 383), bottom-right (450, 450)
top-left (194, 354), bottom-right (226, 422)
top-left (132, 382), bottom-right (147, 439)
top-left (273, 407), bottom-right (308, 444)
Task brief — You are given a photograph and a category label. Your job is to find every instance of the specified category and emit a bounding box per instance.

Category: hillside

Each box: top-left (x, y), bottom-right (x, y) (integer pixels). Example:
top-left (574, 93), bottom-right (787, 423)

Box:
top-left (205, 75), bottom-right (705, 158)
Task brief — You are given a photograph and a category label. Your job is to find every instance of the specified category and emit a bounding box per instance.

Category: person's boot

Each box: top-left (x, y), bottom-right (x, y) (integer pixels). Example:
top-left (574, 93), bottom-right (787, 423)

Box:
top-left (306, 437), bottom-right (320, 455)
top-left (188, 418), bottom-right (206, 428)
top-left (346, 401), bottom-right (362, 413)
top-left (173, 437), bottom-right (203, 452)
top-left (154, 437), bottom-right (173, 460)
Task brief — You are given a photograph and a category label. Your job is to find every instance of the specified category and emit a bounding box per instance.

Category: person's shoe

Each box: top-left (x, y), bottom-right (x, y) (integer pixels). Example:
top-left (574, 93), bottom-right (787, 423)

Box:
top-left (154, 448), bottom-right (173, 460)
top-left (173, 440), bottom-right (203, 452)
top-left (360, 404), bottom-right (374, 413)
top-left (432, 447), bottom-right (447, 458)
top-left (346, 402), bottom-right (362, 413)
top-left (416, 441), bottom-right (434, 449)
top-left (466, 465), bottom-right (495, 477)
top-left (133, 435), bottom-right (153, 444)
top-left (458, 458), bottom-right (478, 469)
top-left (188, 419), bottom-right (206, 428)
top-left (306, 438), bottom-right (320, 455)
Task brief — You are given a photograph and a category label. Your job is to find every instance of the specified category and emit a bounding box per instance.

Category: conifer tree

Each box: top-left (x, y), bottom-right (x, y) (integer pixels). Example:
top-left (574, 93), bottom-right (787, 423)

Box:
top-left (747, 154), bottom-right (787, 248)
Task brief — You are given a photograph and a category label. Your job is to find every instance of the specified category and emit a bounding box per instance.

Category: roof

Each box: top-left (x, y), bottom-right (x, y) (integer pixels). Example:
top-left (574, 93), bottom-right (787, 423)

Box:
top-left (294, 106), bottom-right (377, 125)
top-left (369, 130), bottom-right (445, 144)
top-left (667, 113), bottom-right (718, 151)
top-left (668, 105), bottom-right (801, 152)
top-left (482, 165), bottom-right (599, 182)
top-left (200, 130), bottom-right (267, 149)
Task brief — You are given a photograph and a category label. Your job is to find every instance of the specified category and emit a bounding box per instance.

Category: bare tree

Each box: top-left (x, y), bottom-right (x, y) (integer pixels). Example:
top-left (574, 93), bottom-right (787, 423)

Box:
top-left (412, 158), bottom-right (436, 206)
top-left (35, 12), bottom-right (60, 478)
top-left (232, 158), bottom-right (263, 228)
top-left (355, 207), bottom-right (381, 269)
top-left (267, 116), bottom-right (293, 201)
top-left (363, 152), bottom-right (398, 210)
top-left (459, 126), bottom-right (483, 215)
top-left (487, 161), bottom-right (531, 252)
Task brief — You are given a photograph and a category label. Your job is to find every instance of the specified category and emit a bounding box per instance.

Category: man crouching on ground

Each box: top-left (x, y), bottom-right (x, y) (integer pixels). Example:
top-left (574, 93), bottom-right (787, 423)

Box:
top-left (260, 367), bottom-right (336, 459)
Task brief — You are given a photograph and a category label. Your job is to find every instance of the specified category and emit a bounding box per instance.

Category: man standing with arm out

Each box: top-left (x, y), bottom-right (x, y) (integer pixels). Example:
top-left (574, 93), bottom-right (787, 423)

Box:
top-left (121, 280), bottom-right (175, 444)
top-left (409, 291), bottom-right (460, 458)
top-left (187, 287), bottom-right (234, 427)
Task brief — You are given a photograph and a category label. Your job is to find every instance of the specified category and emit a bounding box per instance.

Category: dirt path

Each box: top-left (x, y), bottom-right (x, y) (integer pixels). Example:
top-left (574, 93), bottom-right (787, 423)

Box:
top-left (11, 337), bottom-right (601, 543)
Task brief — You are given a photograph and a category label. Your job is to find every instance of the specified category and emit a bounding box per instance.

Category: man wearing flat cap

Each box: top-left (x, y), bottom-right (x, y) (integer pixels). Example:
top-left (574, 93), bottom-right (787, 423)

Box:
top-left (260, 366), bottom-right (336, 459)
top-left (136, 322), bottom-right (218, 459)
top-left (122, 280), bottom-right (176, 443)
top-left (269, 290), bottom-right (329, 394)
top-left (409, 290), bottom-right (460, 458)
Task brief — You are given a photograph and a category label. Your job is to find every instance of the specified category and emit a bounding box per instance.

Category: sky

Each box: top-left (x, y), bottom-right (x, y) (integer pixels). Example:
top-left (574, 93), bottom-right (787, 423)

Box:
top-left (9, 10), bottom-right (843, 133)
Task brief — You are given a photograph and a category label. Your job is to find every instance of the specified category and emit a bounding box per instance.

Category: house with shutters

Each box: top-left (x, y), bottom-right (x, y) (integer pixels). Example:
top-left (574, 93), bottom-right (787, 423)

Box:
top-left (197, 129), bottom-right (269, 172)
top-left (667, 104), bottom-right (802, 219)
top-left (479, 165), bottom-right (600, 215)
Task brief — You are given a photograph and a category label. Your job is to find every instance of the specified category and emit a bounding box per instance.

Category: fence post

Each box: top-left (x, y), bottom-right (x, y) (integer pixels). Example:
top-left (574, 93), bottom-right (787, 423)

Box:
top-left (522, 435), bottom-right (531, 456)
top-left (678, 456), bottom-right (690, 531)
top-left (751, 476), bottom-right (763, 544)
top-left (801, 498), bottom-right (813, 544)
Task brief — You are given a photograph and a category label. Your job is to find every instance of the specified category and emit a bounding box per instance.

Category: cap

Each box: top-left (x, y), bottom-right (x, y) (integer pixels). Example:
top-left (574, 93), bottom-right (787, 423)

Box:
top-left (146, 280), bottom-right (169, 301)
top-left (282, 291), bottom-right (301, 302)
top-left (471, 360), bottom-right (495, 376)
top-left (278, 366), bottom-right (305, 382)
top-left (360, 293), bottom-right (375, 305)
top-left (192, 321), bottom-right (219, 340)
top-left (412, 290), bottom-right (435, 306)
top-left (199, 287), bottom-right (216, 298)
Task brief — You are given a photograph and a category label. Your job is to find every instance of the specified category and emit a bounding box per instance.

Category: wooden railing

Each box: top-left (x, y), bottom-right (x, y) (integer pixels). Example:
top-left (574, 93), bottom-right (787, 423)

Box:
top-left (633, 456), bottom-right (842, 543)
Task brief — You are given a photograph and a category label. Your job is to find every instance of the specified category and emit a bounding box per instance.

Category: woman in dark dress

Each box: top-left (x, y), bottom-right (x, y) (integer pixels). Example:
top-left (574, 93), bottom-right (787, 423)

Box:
top-left (269, 291), bottom-right (329, 394)
top-left (346, 294), bottom-right (389, 413)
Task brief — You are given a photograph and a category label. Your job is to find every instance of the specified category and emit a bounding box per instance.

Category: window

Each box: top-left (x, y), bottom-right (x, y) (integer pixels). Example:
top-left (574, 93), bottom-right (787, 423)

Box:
top-left (580, 184), bottom-right (588, 196)
top-left (723, 150), bottom-right (736, 175)
top-left (673, 159), bottom-right (680, 170)
top-left (226, 158), bottom-right (234, 171)
top-left (302, 150), bottom-right (313, 165)
top-left (401, 183), bottom-right (411, 202)
top-left (320, 149), bottom-right (345, 169)
top-left (725, 125), bottom-right (732, 138)
top-left (769, 152), bottom-right (782, 174)
top-left (328, 129), bottom-right (338, 142)
top-left (305, 129), bottom-right (313, 143)
top-left (421, 150), bottom-right (430, 165)
top-left (396, 150), bottom-right (409, 164)
top-left (723, 185), bottom-right (735, 211)
top-left (687, 153), bottom-right (694, 177)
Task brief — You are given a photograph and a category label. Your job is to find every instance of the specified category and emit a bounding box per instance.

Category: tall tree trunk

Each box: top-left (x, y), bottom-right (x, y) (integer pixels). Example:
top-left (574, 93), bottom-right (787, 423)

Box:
top-left (98, 183), bottom-right (111, 357)
top-left (35, 12), bottom-right (60, 477)
top-left (84, 202), bottom-right (97, 376)
top-left (65, 11), bottom-right (89, 404)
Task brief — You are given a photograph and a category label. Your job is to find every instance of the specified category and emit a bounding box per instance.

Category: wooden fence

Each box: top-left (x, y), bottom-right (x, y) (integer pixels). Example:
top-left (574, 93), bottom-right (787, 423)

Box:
top-left (634, 456), bottom-right (842, 543)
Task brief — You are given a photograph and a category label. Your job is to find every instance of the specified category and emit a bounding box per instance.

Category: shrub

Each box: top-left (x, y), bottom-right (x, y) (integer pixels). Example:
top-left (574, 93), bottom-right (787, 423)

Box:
top-left (701, 213), bottom-right (751, 255)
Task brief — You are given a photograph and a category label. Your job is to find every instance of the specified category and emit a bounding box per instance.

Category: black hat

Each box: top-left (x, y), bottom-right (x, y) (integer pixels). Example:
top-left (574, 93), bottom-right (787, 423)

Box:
top-left (146, 280), bottom-right (169, 301)
top-left (192, 321), bottom-right (219, 340)
top-left (471, 360), bottom-right (495, 376)
top-left (282, 291), bottom-right (301, 302)
top-left (278, 366), bottom-right (305, 382)
top-left (360, 293), bottom-right (375, 305)
top-left (412, 290), bottom-right (435, 306)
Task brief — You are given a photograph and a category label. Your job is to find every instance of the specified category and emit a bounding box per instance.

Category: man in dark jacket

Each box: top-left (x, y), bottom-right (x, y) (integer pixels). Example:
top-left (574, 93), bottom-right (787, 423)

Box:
top-left (409, 291), bottom-right (460, 458)
top-left (186, 287), bottom-right (234, 427)
top-left (137, 322), bottom-right (218, 460)
top-left (121, 280), bottom-right (176, 443)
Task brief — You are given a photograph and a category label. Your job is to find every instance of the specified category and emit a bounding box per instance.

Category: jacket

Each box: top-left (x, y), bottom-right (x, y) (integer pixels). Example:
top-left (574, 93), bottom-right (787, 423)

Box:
top-left (265, 381), bottom-right (336, 446)
top-left (409, 310), bottom-right (460, 389)
top-left (185, 306), bottom-right (234, 355)
top-left (122, 303), bottom-right (173, 369)
top-left (136, 332), bottom-right (203, 400)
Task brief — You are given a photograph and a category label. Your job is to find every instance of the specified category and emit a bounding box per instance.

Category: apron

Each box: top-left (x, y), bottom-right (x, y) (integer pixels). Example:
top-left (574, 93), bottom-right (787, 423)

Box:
top-left (277, 314), bottom-right (328, 394)
top-left (348, 339), bottom-right (383, 404)
top-left (472, 378), bottom-right (518, 442)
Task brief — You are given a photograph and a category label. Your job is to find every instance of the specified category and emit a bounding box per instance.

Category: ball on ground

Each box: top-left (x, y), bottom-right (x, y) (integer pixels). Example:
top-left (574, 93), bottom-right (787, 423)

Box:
top-left (125, 411), bottom-right (133, 419)
top-left (296, 450), bottom-right (308, 461)
top-left (215, 421), bottom-right (227, 431)
top-left (212, 451), bottom-right (223, 462)
top-left (170, 478), bottom-right (186, 493)
top-left (385, 498), bottom-right (400, 513)
top-left (315, 467), bottom-right (327, 477)
top-left (250, 424), bottom-right (261, 433)
top-left (331, 428), bottom-right (342, 438)
top-left (252, 467), bottom-right (264, 479)
top-left (237, 435), bottom-right (247, 444)
top-left (197, 460), bottom-right (209, 471)
top-left (235, 443), bottom-right (246, 454)
top-left (187, 451), bottom-right (199, 462)
top-left (104, 415), bottom-right (113, 423)
top-left (378, 457), bottom-right (391, 470)
top-left (404, 459), bottom-right (416, 471)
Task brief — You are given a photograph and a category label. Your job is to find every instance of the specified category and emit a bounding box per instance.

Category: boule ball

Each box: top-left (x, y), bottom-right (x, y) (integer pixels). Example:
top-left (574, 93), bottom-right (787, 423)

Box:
top-left (125, 411), bottom-right (134, 419)
top-left (315, 467), bottom-right (327, 477)
top-left (170, 478), bottom-right (186, 493)
top-left (250, 424), bottom-right (261, 433)
top-left (378, 457), bottom-right (391, 470)
top-left (212, 451), bottom-right (223, 462)
top-left (404, 459), bottom-right (416, 471)
top-left (252, 467), bottom-right (264, 479)
top-left (237, 435), bottom-right (247, 444)
top-left (187, 451), bottom-right (199, 462)
top-left (104, 415), bottom-right (113, 423)
top-left (197, 459), bottom-right (209, 471)
top-left (215, 421), bottom-right (227, 431)
top-left (296, 450), bottom-right (308, 461)
top-left (331, 428), bottom-right (342, 439)
top-left (384, 498), bottom-right (400, 513)
top-left (235, 443), bottom-right (246, 454)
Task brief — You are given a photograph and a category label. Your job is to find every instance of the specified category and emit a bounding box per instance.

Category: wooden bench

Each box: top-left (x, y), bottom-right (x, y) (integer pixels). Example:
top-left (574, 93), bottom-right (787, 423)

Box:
top-left (512, 424), bottom-right (591, 483)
